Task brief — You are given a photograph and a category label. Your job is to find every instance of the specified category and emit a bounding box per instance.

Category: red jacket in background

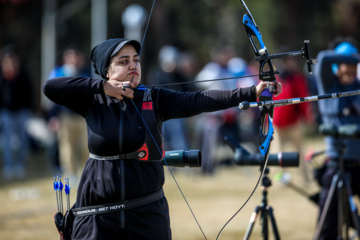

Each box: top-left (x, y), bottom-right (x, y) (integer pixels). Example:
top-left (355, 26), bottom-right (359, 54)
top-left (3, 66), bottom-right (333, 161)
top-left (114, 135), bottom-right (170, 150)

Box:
top-left (273, 71), bottom-right (313, 127)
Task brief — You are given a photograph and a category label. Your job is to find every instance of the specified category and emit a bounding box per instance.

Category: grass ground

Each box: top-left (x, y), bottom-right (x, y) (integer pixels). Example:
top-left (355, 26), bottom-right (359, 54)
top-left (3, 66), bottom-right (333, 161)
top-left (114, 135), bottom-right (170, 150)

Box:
top-left (0, 135), bottom-right (339, 240)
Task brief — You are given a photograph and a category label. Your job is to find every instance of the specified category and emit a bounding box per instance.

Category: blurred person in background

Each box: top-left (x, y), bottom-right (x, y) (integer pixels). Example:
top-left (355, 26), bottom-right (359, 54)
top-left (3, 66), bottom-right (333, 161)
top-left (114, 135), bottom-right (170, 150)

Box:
top-left (230, 58), bottom-right (260, 150)
top-left (0, 45), bottom-right (33, 180)
top-left (44, 38), bottom-right (281, 239)
top-left (271, 50), bottom-right (315, 184)
top-left (175, 51), bottom-right (201, 149)
top-left (194, 45), bottom-right (256, 173)
top-left (314, 37), bottom-right (360, 240)
top-left (47, 47), bottom-right (90, 179)
top-left (147, 46), bottom-right (198, 152)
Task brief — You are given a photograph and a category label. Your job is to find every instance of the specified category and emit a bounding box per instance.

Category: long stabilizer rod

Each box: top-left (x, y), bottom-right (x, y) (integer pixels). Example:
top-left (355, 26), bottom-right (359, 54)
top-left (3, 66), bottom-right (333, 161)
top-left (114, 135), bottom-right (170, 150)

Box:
top-left (240, 90), bottom-right (360, 110)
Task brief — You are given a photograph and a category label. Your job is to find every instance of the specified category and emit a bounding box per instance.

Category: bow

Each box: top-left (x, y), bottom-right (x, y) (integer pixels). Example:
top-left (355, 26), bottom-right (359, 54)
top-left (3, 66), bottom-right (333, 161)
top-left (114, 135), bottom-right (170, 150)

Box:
top-left (241, 0), bottom-right (276, 161)
top-left (215, 2), bottom-right (280, 238)
top-left (216, 1), bottom-right (317, 238)
top-left (240, 0), bottom-right (316, 160)
top-left (130, 0), bottom-right (316, 239)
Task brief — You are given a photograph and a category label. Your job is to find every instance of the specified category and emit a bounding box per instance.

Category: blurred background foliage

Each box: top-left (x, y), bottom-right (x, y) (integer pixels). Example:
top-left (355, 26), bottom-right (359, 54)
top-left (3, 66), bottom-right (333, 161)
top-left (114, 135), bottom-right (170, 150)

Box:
top-left (0, 0), bottom-right (359, 112)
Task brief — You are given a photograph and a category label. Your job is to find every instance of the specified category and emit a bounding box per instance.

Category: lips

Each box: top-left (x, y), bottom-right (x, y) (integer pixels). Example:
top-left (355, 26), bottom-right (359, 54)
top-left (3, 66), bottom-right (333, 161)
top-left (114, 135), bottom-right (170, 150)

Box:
top-left (128, 71), bottom-right (138, 76)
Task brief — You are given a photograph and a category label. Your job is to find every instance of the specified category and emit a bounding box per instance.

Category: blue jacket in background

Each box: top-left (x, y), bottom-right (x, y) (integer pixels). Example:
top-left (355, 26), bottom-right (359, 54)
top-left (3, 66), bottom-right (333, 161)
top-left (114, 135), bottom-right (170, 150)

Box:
top-left (314, 50), bottom-right (360, 160)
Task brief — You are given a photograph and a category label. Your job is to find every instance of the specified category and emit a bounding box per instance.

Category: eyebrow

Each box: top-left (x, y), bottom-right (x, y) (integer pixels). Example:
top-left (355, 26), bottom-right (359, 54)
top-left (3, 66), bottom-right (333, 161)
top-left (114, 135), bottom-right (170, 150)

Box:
top-left (115, 54), bottom-right (139, 60)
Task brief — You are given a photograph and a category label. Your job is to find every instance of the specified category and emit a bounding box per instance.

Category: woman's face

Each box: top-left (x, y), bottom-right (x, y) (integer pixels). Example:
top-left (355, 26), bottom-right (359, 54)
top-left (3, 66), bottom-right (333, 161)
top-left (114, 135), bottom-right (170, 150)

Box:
top-left (107, 44), bottom-right (141, 87)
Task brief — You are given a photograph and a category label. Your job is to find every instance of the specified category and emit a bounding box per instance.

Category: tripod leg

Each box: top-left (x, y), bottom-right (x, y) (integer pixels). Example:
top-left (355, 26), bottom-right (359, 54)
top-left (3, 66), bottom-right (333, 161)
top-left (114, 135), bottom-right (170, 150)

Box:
top-left (344, 174), bottom-right (360, 238)
top-left (262, 208), bottom-right (269, 240)
top-left (337, 178), bottom-right (345, 239)
top-left (243, 206), bottom-right (262, 240)
top-left (313, 174), bottom-right (340, 240)
top-left (267, 206), bottom-right (281, 240)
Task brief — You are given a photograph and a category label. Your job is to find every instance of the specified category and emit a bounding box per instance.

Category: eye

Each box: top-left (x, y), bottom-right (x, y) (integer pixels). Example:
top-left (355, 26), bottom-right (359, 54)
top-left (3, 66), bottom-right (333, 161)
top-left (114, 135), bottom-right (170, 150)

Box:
top-left (113, 59), bottom-right (128, 66)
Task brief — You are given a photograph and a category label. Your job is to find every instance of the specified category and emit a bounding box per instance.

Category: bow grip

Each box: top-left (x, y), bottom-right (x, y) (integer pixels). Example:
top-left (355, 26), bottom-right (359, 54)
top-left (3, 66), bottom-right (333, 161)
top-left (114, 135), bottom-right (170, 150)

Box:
top-left (261, 88), bottom-right (273, 98)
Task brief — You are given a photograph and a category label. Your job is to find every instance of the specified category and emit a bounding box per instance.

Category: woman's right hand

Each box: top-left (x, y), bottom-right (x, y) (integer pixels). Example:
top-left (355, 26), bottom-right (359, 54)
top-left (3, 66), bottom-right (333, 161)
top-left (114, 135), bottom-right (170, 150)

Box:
top-left (103, 80), bottom-right (135, 100)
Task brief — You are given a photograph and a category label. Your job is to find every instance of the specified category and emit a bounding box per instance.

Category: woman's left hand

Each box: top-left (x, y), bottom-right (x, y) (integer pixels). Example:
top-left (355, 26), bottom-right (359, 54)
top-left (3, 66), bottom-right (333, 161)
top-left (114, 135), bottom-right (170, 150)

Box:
top-left (255, 81), bottom-right (282, 98)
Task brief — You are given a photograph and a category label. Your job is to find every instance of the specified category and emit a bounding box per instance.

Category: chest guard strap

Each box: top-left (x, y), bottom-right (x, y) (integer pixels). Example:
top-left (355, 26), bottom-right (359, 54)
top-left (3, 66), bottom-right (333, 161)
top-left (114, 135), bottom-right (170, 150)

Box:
top-left (90, 88), bottom-right (164, 162)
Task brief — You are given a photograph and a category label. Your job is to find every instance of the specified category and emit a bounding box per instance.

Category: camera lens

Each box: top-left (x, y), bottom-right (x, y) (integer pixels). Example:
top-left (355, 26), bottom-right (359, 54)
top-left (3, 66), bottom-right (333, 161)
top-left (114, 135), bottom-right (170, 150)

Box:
top-left (163, 150), bottom-right (201, 167)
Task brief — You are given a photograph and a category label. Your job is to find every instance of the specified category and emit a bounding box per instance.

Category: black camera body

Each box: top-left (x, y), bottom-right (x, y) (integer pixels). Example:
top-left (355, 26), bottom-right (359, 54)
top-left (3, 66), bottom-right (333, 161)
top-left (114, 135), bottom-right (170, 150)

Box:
top-left (224, 136), bottom-right (299, 167)
top-left (319, 123), bottom-right (360, 139)
top-left (163, 150), bottom-right (201, 167)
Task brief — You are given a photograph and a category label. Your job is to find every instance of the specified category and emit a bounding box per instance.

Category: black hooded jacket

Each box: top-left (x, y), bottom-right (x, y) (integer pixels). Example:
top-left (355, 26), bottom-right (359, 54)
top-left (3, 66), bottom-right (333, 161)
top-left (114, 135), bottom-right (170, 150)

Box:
top-left (43, 76), bottom-right (256, 205)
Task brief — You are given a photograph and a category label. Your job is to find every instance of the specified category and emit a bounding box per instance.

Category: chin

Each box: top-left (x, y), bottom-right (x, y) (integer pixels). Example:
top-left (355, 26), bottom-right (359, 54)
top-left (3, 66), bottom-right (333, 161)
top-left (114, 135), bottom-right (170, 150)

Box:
top-left (132, 77), bottom-right (141, 85)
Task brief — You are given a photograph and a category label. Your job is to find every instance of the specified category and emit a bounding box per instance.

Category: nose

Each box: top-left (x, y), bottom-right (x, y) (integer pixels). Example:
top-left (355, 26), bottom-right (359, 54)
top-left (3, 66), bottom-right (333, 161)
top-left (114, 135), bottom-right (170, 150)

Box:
top-left (130, 61), bottom-right (139, 70)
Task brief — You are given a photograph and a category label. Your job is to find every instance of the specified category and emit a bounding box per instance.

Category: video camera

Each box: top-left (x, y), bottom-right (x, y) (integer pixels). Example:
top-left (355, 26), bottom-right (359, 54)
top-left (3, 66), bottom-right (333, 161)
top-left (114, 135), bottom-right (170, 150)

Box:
top-left (224, 137), bottom-right (299, 167)
top-left (319, 123), bottom-right (360, 139)
top-left (163, 150), bottom-right (201, 167)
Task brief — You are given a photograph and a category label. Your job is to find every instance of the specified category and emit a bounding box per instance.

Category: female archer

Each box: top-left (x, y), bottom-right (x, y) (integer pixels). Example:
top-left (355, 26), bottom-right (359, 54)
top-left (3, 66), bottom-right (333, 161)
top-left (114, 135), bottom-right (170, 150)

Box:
top-left (44, 38), bottom-right (282, 240)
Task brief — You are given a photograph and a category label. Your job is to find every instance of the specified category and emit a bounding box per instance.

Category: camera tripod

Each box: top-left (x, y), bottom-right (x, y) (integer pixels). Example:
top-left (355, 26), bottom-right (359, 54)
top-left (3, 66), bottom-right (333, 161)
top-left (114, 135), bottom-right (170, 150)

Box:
top-left (243, 167), bottom-right (280, 240)
top-left (222, 135), bottom-right (298, 239)
top-left (313, 138), bottom-right (360, 240)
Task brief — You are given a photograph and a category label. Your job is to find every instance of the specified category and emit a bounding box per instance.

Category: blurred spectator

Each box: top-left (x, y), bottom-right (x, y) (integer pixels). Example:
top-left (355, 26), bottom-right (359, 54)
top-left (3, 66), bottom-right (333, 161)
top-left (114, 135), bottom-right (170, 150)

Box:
top-left (194, 45), bottom-right (258, 174)
top-left (271, 51), bottom-right (315, 183)
top-left (147, 46), bottom-right (198, 152)
top-left (47, 47), bottom-right (90, 178)
top-left (233, 59), bottom-right (259, 147)
top-left (314, 37), bottom-right (360, 240)
top-left (0, 45), bottom-right (33, 180)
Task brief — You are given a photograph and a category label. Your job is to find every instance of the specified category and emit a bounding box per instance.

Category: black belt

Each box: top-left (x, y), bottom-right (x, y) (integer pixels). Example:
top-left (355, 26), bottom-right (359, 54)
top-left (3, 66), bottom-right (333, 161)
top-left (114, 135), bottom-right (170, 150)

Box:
top-left (89, 152), bottom-right (142, 160)
top-left (72, 188), bottom-right (164, 218)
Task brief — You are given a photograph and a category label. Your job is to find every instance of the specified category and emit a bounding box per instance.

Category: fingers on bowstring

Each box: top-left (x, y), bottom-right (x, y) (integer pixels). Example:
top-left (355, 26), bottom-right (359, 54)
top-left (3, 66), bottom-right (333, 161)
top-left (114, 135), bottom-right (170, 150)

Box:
top-left (275, 82), bottom-right (282, 96)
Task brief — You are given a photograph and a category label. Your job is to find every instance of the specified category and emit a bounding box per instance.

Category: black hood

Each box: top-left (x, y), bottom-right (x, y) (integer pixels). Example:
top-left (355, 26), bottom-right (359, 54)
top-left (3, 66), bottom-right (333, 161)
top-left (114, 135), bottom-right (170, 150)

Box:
top-left (90, 38), bottom-right (141, 80)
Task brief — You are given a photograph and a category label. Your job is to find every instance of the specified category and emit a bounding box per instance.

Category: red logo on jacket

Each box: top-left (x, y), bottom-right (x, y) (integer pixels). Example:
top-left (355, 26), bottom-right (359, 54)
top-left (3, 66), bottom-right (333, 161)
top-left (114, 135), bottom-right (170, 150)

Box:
top-left (142, 102), bottom-right (153, 110)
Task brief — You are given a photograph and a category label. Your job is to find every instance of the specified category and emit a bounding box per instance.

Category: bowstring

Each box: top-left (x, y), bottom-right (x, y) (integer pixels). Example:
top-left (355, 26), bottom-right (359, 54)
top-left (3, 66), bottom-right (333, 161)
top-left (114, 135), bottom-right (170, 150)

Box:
top-left (129, 0), bottom-right (207, 239)
top-left (216, 162), bottom-right (268, 240)
top-left (150, 74), bottom-right (260, 88)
